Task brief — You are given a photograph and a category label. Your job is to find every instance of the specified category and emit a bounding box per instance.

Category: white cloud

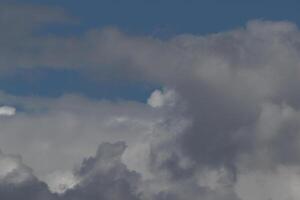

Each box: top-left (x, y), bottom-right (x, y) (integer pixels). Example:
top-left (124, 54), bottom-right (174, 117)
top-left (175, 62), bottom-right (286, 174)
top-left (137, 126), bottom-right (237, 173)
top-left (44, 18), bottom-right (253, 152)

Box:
top-left (45, 170), bottom-right (79, 194)
top-left (147, 89), bottom-right (177, 108)
top-left (0, 106), bottom-right (16, 116)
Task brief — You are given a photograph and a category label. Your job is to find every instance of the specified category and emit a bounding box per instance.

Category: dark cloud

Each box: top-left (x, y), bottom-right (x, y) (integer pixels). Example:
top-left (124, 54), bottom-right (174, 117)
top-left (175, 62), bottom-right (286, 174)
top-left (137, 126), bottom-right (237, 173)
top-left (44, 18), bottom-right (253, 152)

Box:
top-left (0, 180), bottom-right (57, 200)
top-left (0, 150), bottom-right (57, 200)
top-left (63, 142), bottom-right (142, 200)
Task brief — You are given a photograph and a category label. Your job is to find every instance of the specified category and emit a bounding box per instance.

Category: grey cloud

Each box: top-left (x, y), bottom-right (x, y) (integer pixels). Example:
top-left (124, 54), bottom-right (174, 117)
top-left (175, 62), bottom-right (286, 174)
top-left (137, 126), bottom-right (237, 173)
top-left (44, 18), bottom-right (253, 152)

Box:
top-left (0, 89), bottom-right (239, 199)
top-left (0, 143), bottom-right (240, 200)
top-left (0, 2), bottom-right (72, 30)
top-left (0, 181), bottom-right (55, 200)
top-left (0, 150), bottom-right (57, 200)
top-left (0, 2), bottom-right (74, 71)
top-left (0, 142), bottom-right (142, 200)
top-left (0, 150), bottom-right (34, 184)
top-left (109, 20), bottom-right (300, 199)
top-left (63, 142), bottom-right (142, 200)
top-left (3, 2), bottom-right (300, 199)
top-left (0, 92), bottom-right (161, 181)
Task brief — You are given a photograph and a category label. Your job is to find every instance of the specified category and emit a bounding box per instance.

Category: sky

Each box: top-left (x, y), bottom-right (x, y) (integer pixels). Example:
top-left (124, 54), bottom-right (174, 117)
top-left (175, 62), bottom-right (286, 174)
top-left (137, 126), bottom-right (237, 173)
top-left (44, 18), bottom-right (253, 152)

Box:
top-left (2, 0), bottom-right (300, 100)
top-left (1, 1), bottom-right (300, 200)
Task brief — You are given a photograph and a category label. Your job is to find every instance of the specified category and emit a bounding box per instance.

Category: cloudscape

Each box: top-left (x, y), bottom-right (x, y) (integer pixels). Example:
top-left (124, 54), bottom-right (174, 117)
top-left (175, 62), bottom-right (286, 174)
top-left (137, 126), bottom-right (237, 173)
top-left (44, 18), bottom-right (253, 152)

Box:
top-left (1, 1), bottom-right (300, 200)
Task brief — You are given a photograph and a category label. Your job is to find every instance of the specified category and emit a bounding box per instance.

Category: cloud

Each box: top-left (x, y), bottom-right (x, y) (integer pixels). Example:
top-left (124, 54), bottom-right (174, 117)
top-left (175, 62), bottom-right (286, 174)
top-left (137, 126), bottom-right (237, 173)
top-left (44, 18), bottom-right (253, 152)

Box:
top-left (45, 171), bottom-right (79, 194)
top-left (0, 93), bottom-right (161, 182)
top-left (0, 151), bottom-right (57, 200)
top-left (0, 150), bottom-right (33, 184)
top-left (235, 166), bottom-right (300, 200)
top-left (0, 106), bottom-right (15, 116)
top-left (147, 89), bottom-right (177, 108)
top-left (0, 143), bottom-right (141, 200)
top-left (63, 142), bottom-right (142, 200)
top-left (3, 2), bottom-right (300, 199)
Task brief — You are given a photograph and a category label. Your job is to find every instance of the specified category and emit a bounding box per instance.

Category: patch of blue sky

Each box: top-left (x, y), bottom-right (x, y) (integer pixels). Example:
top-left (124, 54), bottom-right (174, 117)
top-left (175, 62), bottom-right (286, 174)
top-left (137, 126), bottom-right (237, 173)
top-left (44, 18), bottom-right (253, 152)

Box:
top-left (0, 68), bottom-right (158, 103)
top-left (28, 0), bottom-right (300, 37)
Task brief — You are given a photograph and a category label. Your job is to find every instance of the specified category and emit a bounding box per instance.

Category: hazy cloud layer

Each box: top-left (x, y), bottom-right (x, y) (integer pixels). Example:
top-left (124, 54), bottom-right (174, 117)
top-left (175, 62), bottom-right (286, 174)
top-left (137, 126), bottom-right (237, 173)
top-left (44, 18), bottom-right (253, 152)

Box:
top-left (2, 2), bottom-right (300, 200)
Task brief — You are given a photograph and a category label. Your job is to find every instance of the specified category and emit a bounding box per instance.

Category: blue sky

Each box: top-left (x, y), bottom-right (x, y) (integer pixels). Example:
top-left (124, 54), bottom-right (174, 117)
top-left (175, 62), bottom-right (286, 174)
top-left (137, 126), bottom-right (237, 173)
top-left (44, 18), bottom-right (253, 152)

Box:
top-left (0, 68), bottom-right (157, 101)
top-left (1, 0), bottom-right (299, 101)
top-left (28, 0), bottom-right (300, 35)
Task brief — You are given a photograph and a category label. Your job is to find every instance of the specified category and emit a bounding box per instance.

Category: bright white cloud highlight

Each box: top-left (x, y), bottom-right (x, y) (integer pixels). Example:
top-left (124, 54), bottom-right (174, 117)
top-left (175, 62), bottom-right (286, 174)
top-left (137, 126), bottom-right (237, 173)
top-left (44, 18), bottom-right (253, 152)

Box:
top-left (0, 106), bottom-right (16, 116)
top-left (45, 171), bottom-right (79, 194)
top-left (147, 89), bottom-right (177, 108)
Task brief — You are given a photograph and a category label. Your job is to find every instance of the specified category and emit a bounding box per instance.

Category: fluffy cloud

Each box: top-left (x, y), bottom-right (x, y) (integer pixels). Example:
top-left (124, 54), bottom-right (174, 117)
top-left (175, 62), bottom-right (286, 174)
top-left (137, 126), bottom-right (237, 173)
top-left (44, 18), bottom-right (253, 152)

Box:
top-left (45, 171), bottom-right (79, 194)
top-left (0, 93), bottom-right (162, 181)
top-left (63, 142), bottom-right (142, 200)
top-left (0, 143), bottom-right (141, 200)
top-left (0, 150), bottom-right (33, 184)
top-left (147, 89), bottom-right (177, 108)
top-left (0, 150), bottom-right (57, 200)
top-left (2, 2), bottom-right (300, 200)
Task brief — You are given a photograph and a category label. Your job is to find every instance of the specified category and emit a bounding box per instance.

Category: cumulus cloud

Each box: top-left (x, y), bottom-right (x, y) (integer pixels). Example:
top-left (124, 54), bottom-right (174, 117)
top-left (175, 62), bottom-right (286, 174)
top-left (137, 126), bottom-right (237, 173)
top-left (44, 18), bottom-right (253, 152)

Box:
top-left (0, 143), bottom-right (141, 200)
top-left (63, 142), bottom-right (142, 200)
top-left (0, 93), bottom-right (161, 181)
top-left (45, 171), bottom-right (79, 194)
top-left (0, 150), bottom-right (33, 184)
top-left (3, 2), bottom-right (300, 200)
top-left (147, 89), bottom-right (177, 108)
